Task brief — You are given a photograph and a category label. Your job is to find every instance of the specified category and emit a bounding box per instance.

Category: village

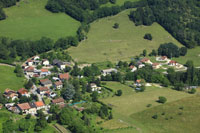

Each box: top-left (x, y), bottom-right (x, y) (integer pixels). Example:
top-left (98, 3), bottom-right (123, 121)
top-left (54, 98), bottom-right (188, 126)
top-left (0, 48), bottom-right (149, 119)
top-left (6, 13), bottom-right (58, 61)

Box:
top-left (0, 53), bottom-right (190, 116)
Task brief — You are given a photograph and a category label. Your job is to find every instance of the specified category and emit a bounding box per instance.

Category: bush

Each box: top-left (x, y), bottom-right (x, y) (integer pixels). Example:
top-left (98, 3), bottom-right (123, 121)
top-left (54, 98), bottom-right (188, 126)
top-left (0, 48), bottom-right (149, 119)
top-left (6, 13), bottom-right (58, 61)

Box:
top-left (152, 114), bottom-right (158, 119)
top-left (158, 96), bottom-right (167, 104)
top-left (146, 104), bottom-right (152, 107)
top-left (113, 23), bottom-right (119, 29)
top-left (144, 33), bottom-right (152, 40)
top-left (161, 112), bottom-right (165, 115)
top-left (116, 89), bottom-right (122, 96)
top-left (189, 88), bottom-right (196, 94)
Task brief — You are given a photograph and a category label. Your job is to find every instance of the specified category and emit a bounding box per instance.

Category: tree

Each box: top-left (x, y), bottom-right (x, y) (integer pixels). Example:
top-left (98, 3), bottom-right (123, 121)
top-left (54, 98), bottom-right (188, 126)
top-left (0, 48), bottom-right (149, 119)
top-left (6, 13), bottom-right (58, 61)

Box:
top-left (14, 65), bottom-right (24, 77)
top-left (144, 33), bottom-right (152, 40)
top-left (158, 96), bottom-right (167, 104)
top-left (91, 91), bottom-right (98, 102)
top-left (116, 89), bottom-right (122, 96)
top-left (110, 0), bottom-right (116, 4)
top-left (143, 49), bottom-right (147, 56)
top-left (25, 114), bottom-right (31, 119)
top-left (61, 83), bottom-right (75, 101)
top-left (113, 23), bottom-right (119, 29)
top-left (179, 47), bottom-right (187, 56)
top-left (189, 88), bottom-right (196, 94)
top-left (25, 80), bottom-right (33, 90)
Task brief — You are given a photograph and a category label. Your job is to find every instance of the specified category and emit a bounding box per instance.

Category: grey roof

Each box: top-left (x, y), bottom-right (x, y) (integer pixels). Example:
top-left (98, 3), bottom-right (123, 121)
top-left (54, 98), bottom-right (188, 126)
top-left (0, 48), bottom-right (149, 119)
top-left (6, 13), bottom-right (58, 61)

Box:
top-left (29, 102), bottom-right (36, 108)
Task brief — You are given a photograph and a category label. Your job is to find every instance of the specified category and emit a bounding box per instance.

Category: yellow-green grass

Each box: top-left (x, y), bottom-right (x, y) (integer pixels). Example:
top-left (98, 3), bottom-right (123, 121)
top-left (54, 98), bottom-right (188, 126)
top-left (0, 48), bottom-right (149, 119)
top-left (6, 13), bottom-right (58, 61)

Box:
top-left (102, 0), bottom-right (140, 7)
top-left (0, 66), bottom-right (25, 92)
top-left (100, 82), bottom-right (193, 132)
top-left (68, 9), bottom-right (183, 63)
top-left (131, 95), bottom-right (200, 133)
top-left (173, 47), bottom-right (200, 67)
top-left (0, 0), bottom-right (80, 40)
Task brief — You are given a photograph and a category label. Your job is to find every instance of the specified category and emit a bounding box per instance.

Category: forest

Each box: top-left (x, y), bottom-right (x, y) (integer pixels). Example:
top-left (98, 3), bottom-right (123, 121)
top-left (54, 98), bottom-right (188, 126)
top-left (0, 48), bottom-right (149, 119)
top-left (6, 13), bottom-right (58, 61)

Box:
top-left (129, 0), bottom-right (200, 49)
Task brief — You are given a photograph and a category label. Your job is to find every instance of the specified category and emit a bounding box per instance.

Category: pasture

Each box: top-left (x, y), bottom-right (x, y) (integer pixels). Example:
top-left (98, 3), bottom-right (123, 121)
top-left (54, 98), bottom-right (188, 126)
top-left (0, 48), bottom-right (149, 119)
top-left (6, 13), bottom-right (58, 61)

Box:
top-left (0, 66), bottom-right (25, 92)
top-left (0, 0), bottom-right (80, 40)
top-left (100, 81), bottom-right (193, 132)
top-left (68, 9), bottom-right (183, 63)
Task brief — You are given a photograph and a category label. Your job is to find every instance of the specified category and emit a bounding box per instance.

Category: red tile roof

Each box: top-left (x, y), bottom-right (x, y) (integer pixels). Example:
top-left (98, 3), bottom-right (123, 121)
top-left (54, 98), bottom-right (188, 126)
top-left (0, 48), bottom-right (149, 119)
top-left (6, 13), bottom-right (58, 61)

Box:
top-left (24, 66), bottom-right (34, 72)
top-left (39, 87), bottom-right (49, 92)
top-left (59, 73), bottom-right (70, 80)
top-left (17, 103), bottom-right (31, 110)
top-left (18, 88), bottom-right (28, 95)
top-left (52, 97), bottom-right (65, 104)
top-left (141, 58), bottom-right (150, 63)
top-left (41, 69), bottom-right (48, 72)
top-left (129, 65), bottom-right (135, 69)
top-left (169, 60), bottom-right (177, 64)
top-left (40, 79), bottom-right (50, 83)
top-left (34, 101), bottom-right (45, 107)
top-left (152, 63), bottom-right (160, 66)
top-left (54, 81), bottom-right (63, 86)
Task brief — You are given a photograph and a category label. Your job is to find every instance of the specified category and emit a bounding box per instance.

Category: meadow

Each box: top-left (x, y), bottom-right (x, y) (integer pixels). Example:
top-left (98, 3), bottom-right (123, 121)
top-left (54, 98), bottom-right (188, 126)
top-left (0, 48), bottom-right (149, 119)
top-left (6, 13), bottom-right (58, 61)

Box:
top-left (0, 0), bottom-right (80, 40)
top-left (100, 81), bottom-right (194, 132)
top-left (102, 0), bottom-right (140, 7)
top-left (0, 66), bottom-right (25, 92)
top-left (68, 9), bottom-right (183, 63)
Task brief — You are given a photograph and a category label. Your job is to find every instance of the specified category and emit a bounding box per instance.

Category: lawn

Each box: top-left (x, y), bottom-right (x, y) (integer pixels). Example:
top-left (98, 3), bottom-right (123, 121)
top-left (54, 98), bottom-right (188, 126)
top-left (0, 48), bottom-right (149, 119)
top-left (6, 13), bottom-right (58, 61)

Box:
top-left (0, 0), bottom-right (80, 40)
top-left (173, 47), bottom-right (200, 67)
top-left (0, 66), bottom-right (25, 92)
top-left (100, 82), bottom-right (193, 132)
top-left (131, 94), bottom-right (200, 133)
top-left (68, 9), bottom-right (183, 63)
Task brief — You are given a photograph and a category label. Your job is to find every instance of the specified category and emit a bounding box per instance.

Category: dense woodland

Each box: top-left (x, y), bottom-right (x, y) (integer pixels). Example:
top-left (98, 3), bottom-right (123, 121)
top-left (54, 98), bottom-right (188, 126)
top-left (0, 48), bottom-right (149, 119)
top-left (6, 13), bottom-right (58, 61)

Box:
top-left (0, 0), bottom-right (19, 19)
top-left (129, 0), bottom-right (200, 48)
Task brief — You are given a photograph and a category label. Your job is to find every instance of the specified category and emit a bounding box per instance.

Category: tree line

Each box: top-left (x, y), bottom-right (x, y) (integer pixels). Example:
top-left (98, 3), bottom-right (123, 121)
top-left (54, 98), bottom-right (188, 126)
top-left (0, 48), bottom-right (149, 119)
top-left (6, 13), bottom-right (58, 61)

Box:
top-left (129, 0), bottom-right (200, 49)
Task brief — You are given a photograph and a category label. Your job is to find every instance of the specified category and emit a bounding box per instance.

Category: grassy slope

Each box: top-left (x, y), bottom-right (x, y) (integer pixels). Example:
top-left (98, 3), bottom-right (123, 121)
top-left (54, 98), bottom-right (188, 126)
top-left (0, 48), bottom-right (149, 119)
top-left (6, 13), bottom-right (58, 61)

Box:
top-left (131, 94), bottom-right (200, 133)
top-left (0, 66), bottom-right (25, 92)
top-left (102, 0), bottom-right (140, 7)
top-left (68, 9), bottom-right (183, 63)
top-left (173, 47), bottom-right (200, 67)
top-left (100, 82), bottom-right (192, 132)
top-left (0, 0), bottom-right (80, 40)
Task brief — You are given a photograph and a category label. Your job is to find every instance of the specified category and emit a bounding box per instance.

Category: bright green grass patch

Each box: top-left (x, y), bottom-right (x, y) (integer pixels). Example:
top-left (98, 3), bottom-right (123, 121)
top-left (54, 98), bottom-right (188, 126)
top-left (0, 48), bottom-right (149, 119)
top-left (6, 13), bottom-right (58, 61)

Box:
top-left (0, 0), bottom-right (80, 40)
top-left (68, 9), bottom-right (183, 63)
top-left (131, 95), bottom-right (200, 133)
top-left (0, 66), bottom-right (25, 92)
top-left (173, 47), bottom-right (200, 67)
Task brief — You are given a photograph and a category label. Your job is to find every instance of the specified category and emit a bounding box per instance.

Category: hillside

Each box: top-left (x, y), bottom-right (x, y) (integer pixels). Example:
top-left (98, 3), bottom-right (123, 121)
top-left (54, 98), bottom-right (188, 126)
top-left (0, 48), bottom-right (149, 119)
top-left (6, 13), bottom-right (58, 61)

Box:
top-left (0, 0), bottom-right (80, 40)
top-left (68, 9), bottom-right (183, 63)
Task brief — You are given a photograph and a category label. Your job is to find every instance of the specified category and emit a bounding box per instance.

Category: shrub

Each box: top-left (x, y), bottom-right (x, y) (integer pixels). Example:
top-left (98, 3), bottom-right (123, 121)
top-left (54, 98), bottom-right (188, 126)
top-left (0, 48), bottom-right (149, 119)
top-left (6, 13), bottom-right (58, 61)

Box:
top-left (146, 104), bottom-right (152, 107)
top-left (152, 114), bottom-right (158, 119)
top-left (158, 96), bottom-right (167, 104)
top-left (113, 23), bottom-right (119, 29)
top-left (144, 33), bottom-right (152, 40)
top-left (116, 89), bottom-right (122, 96)
top-left (161, 112), bottom-right (165, 115)
top-left (189, 88), bottom-right (196, 94)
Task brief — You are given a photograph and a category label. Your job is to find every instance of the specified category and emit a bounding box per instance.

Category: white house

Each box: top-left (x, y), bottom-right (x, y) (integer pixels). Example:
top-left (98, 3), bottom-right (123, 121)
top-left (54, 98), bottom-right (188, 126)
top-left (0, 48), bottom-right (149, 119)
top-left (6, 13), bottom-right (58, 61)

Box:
top-left (156, 56), bottom-right (169, 62)
top-left (138, 64), bottom-right (145, 69)
top-left (90, 83), bottom-right (101, 92)
top-left (152, 63), bottom-right (161, 69)
top-left (129, 65), bottom-right (137, 72)
top-left (42, 59), bottom-right (50, 66)
top-left (102, 68), bottom-right (118, 76)
top-left (33, 55), bottom-right (40, 61)
top-left (54, 81), bottom-right (63, 90)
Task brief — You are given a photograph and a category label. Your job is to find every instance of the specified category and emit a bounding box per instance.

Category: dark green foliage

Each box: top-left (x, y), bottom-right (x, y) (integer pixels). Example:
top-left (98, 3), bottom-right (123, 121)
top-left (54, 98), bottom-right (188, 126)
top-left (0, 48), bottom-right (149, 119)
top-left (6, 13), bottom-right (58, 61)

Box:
top-left (0, 93), bottom-right (7, 104)
top-left (143, 49), bottom-right (147, 56)
top-left (189, 88), bottom-right (196, 94)
top-left (101, 72), bottom-right (122, 82)
top-left (146, 104), bottom-right (152, 107)
top-left (0, 0), bottom-right (19, 7)
top-left (113, 23), bottom-right (119, 29)
top-left (0, 8), bottom-right (6, 20)
top-left (158, 96), bottom-right (167, 104)
top-left (144, 33), bottom-right (152, 40)
top-left (82, 64), bottom-right (101, 77)
top-left (14, 64), bottom-right (24, 77)
top-left (109, 0), bottom-right (116, 4)
top-left (179, 47), bottom-right (187, 56)
top-left (152, 114), bottom-right (158, 119)
top-left (91, 91), bottom-right (98, 102)
top-left (129, 0), bottom-right (200, 48)
top-left (24, 80), bottom-right (33, 90)
top-left (116, 89), bottom-right (122, 96)
top-left (61, 83), bottom-right (75, 101)
top-left (25, 114), bottom-right (31, 119)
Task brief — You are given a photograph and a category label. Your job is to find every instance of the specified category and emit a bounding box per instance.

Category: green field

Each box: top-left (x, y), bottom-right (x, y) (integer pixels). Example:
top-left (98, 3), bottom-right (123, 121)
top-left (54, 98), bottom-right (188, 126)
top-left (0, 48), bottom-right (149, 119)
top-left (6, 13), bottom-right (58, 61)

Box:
top-left (100, 82), bottom-right (194, 132)
top-left (102, 0), bottom-right (140, 7)
top-left (173, 47), bottom-right (200, 67)
top-left (0, 0), bottom-right (80, 40)
top-left (68, 9), bottom-right (183, 63)
top-left (0, 66), bottom-right (25, 92)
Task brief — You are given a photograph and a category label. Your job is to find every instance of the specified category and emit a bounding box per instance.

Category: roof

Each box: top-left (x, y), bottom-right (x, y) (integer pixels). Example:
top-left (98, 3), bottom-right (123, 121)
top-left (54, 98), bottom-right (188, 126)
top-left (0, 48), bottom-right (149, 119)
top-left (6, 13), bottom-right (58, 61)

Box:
top-left (17, 103), bottom-right (31, 110)
top-left (34, 101), bottom-right (45, 107)
top-left (59, 73), bottom-right (70, 80)
top-left (161, 56), bottom-right (167, 60)
top-left (52, 97), bottom-right (65, 104)
top-left (18, 88), bottom-right (28, 95)
top-left (141, 58), bottom-right (149, 63)
top-left (4, 88), bottom-right (14, 94)
top-left (169, 60), bottom-right (177, 64)
top-left (102, 68), bottom-right (117, 73)
top-left (38, 86), bottom-right (49, 91)
top-left (152, 63), bottom-right (160, 66)
top-left (54, 81), bottom-right (63, 86)
top-left (40, 79), bottom-right (52, 85)
top-left (136, 79), bottom-right (141, 83)
top-left (129, 65), bottom-right (135, 69)
top-left (24, 66), bottom-right (34, 72)
top-left (41, 69), bottom-right (49, 72)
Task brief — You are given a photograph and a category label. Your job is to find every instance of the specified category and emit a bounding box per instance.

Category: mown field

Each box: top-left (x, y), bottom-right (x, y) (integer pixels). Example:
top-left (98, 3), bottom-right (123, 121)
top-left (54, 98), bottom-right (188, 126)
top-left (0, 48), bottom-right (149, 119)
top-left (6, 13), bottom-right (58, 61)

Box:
top-left (0, 66), bottom-right (25, 92)
top-left (68, 9), bottom-right (183, 63)
top-left (100, 82), bottom-right (195, 132)
top-left (173, 47), bottom-right (200, 67)
top-left (0, 0), bottom-right (80, 40)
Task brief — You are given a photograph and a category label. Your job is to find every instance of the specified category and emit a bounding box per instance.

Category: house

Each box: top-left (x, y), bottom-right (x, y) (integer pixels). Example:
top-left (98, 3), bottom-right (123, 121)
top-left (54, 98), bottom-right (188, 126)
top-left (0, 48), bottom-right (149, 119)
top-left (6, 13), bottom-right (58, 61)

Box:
top-left (18, 88), bottom-right (30, 97)
top-left (54, 81), bottom-right (63, 89)
top-left (129, 65), bottom-right (137, 72)
top-left (168, 60), bottom-right (177, 66)
top-left (135, 79), bottom-right (142, 87)
top-left (17, 103), bottom-right (31, 114)
top-left (40, 69), bottom-right (51, 77)
top-left (27, 59), bottom-right (33, 66)
top-left (156, 56), bottom-right (169, 61)
top-left (138, 64), bottom-right (145, 68)
top-left (40, 79), bottom-right (52, 88)
top-left (42, 59), bottom-right (50, 66)
top-left (50, 92), bottom-right (57, 98)
top-left (10, 106), bottom-right (20, 114)
top-left (34, 101), bottom-right (45, 110)
top-left (78, 64), bottom-right (91, 69)
top-left (24, 66), bottom-right (35, 77)
top-left (37, 86), bottom-right (50, 95)
top-left (52, 97), bottom-right (65, 105)
top-left (152, 63), bottom-right (161, 69)
top-left (32, 55), bottom-right (40, 61)
top-left (140, 58), bottom-right (152, 64)
top-left (4, 89), bottom-right (18, 101)
top-left (59, 73), bottom-right (70, 81)
top-left (5, 103), bottom-right (15, 109)
top-left (53, 59), bottom-right (66, 70)
top-left (90, 83), bottom-right (101, 92)
top-left (101, 68), bottom-right (118, 76)
top-left (28, 102), bottom-right (37, 115)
